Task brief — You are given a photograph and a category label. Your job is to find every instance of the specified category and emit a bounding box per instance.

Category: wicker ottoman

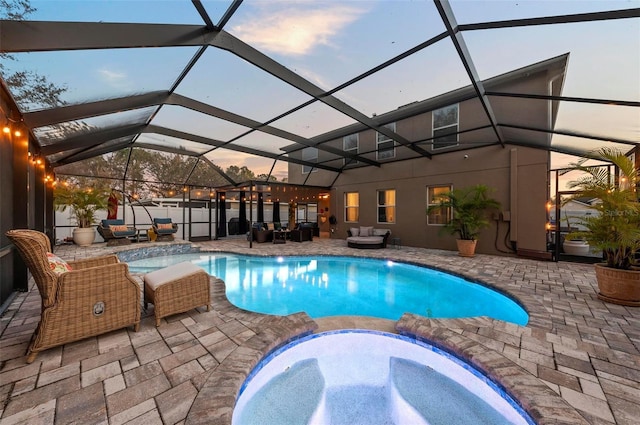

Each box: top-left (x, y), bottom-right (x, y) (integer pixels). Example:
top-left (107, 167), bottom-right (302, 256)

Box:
top-left (144, 262), bottom-right (211, 326)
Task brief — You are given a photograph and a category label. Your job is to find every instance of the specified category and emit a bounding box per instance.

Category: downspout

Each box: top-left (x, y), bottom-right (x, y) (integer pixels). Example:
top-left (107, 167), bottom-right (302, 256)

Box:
top-left (510, 148), bottom-right (518, 249)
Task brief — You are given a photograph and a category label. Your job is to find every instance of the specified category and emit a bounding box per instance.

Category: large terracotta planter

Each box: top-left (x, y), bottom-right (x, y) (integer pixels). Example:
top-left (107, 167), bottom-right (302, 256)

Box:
top-left (456, 239), bottom-right (477, 257)
top-left (72, 227), bottom-right (96, 247)
top-left (594, 264), bottom-right (640, 306)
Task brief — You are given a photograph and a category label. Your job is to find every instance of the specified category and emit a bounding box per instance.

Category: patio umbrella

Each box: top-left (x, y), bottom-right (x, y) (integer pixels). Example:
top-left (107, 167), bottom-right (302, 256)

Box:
top-left (218, 194), bottom-right (227, 237)
top-left (257, 193), bottom-right (264, 223)
top-left (272, 201), bottom-right (280, 224)
top-left (238, 191), bottom-right (247, 234)
top-left (107, 190), bottom-right (118, 219)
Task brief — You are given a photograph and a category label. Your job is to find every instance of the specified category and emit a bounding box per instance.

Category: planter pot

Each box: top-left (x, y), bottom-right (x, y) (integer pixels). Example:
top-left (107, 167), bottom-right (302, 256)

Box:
top-left (594, 264), bottom-right (640, 306)
top-left (72, 227), bottom-right (96, 247)
top-left (563, 240), bottom-right (590, 256)
top-left (456, 239), bottom-right (477, 257)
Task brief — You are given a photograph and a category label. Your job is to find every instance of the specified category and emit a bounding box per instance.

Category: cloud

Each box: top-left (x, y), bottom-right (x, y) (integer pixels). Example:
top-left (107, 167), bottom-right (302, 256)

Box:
top-left (232, 5), bottom-right (366, 56)
top-left (97, 68), bottom-right (131, 90)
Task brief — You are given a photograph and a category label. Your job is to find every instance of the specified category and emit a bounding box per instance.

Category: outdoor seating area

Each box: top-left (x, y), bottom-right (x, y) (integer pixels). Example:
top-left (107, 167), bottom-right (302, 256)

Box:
top-left (250, 222), bottom-right (284, 243)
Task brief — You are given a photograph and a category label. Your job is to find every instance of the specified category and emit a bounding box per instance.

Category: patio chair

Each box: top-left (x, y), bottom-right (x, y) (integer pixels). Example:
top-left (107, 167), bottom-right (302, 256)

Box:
top-left (5, 229), bottom-right (141, 363)
top-left (290, 224), bottom-right (313, 242)
top-left (251, 222), bottom-right (273, 243)
top-left (152, 218), bottom-right (178, 241)
top-left (97, 219), bottom-right (137, 246)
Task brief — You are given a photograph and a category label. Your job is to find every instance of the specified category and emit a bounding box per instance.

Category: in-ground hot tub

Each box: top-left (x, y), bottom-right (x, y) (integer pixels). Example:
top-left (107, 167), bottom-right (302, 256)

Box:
top-left (233, 330), bottom-right (534, 425)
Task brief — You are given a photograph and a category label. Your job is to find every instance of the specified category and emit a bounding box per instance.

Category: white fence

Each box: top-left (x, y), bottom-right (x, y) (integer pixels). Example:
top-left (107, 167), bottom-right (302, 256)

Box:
top-left (54, 203), bottom-right (293, 243)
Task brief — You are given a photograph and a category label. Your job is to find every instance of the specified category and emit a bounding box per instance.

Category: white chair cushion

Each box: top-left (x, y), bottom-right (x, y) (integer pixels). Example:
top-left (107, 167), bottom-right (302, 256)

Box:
top-left (144, 262), bottom-right (204, 291)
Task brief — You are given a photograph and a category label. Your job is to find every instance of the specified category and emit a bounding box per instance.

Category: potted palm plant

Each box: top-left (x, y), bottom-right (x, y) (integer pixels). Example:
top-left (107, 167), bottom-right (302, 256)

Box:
top-left (427, 184), bottom-right (501, 257)
top-left (566, 147), bottom-right (640, 306)
top-left (54, 185), bottom-right (108, 246)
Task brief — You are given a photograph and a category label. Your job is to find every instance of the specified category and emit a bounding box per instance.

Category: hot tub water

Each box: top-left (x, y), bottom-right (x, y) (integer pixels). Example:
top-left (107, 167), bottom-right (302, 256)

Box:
top-left (232, 330), bottom-right (533, 425)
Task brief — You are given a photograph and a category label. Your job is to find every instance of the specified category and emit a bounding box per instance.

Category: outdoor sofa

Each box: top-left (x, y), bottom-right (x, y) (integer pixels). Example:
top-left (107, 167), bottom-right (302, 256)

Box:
top-left (347, 226), bottom-right (391, 249)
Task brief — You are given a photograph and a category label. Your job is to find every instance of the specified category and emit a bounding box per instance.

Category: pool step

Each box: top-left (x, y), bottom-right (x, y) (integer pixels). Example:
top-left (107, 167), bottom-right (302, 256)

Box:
top-left (390, 357), bottom-right (510, 425)
top-left (234, 359), bottom-right (324, 425)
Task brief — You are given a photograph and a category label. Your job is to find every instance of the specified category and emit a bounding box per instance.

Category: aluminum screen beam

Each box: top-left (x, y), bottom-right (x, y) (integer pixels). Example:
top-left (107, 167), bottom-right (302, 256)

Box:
top-left (434, 0), bottom-right (505, 148)
top-left (169, 94), bottom-right (378, 166)
top-left (211, 30), bottom-right (433, 159)
top-left (23, 91), bottom-right (170, 128)
top-left (459, 8), bottom-right (640, 31)
top-left (40, 124), bottom-right (146, 155)
top-left (145, 125), bottom-right (343, 172)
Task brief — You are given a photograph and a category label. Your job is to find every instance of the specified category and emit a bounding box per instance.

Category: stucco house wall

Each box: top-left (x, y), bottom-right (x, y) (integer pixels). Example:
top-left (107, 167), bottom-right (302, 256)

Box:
top-left (286, 57), bottom-right (567, 255)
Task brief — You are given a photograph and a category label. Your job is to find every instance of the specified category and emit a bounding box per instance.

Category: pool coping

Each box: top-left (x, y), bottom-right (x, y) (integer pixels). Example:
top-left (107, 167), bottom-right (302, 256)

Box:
top-left (396, 314), bottom-right (590, 425)
top-left (180, 250), bottom-right (588, 425)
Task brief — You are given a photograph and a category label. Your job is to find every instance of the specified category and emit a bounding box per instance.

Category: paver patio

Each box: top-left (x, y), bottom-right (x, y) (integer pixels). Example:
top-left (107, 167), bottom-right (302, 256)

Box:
top-left (0, 237), bottom-right (638, 424)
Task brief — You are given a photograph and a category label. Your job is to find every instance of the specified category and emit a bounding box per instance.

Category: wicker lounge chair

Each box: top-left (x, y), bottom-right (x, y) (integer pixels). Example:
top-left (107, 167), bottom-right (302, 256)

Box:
top-left (152, 218), bottom-right (178, 241)
top-left (6, 229), bottom-right (141, 363)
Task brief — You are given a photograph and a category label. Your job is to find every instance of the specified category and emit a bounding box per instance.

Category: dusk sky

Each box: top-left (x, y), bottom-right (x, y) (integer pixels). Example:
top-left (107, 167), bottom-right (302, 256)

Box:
top-left (3, 0), bottom-right (639, 181)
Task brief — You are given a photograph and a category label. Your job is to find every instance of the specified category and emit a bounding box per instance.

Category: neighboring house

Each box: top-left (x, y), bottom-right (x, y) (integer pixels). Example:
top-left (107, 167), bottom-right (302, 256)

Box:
top-left (286, 55), bottom-right (569, 256)
top-left (551, 198), bottom-right (600, 232)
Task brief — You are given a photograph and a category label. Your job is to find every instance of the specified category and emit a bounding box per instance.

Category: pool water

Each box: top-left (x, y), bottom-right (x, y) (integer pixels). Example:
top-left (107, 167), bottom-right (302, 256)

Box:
top-left (232, 330), bottom-right (534, 425)
top-left (128, 253), bottom-right (528, 325)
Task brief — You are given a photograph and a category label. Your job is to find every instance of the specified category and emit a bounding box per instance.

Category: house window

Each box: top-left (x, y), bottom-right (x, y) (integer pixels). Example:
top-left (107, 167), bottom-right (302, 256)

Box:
top-left (345, 192), bottom-right (359, 222)
top-left (376, 123), bottom-right (396, 160)
top-left (343, 134), bottom-right (359, 166)
top-left (301, 147), bottom-right (318, 174)
top-left (432, 104), bottom-right (458, 150)
top-left (377, 189), bottom-right (395, 224)
top-left (427, 185), bottom-right (452, 225)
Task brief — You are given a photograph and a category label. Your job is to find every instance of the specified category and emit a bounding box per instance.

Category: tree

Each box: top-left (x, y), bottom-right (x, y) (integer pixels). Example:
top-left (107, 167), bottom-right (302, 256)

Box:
top-left (225, 165), bottom-right (255, 183)
top-left (1, 0), bottom-right (67, 109)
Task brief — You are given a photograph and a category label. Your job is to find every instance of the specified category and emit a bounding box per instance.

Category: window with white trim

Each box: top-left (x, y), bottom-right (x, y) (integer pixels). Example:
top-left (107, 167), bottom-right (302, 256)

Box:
top-left (301, 147), bottom-right (318, 174)
top-left (377, 189), bottom-right (395, 224)
top-left (343, 133), bottom-right (359, 166)
top-left (432, 104), bottom-right (459, 150)
top-left (376, 122), bottom-right (396, 160)
top-left (344, 192), bottom-right (359, 222)
top-left (427, 185), bottom-right (452, 225)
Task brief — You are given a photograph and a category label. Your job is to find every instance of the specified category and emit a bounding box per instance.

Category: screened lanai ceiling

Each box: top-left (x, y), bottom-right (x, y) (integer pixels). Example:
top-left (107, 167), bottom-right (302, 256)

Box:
top-left (1, 0), bottom-right (639, 187)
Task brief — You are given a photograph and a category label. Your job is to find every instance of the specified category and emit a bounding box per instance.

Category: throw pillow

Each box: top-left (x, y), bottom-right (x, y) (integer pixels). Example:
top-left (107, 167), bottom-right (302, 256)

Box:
top-left (350, 227), bottom-right (360, 237)
top-left (110, 224), bottom-right (129, 232)
top-left (359, 226), bottom-right (374, 236)
top-left (47, 252), bottom-right (72, 275)
top-left (157, 223), bottom-right (173, 230)
top-left (267, 223), bottom-right (275, 231)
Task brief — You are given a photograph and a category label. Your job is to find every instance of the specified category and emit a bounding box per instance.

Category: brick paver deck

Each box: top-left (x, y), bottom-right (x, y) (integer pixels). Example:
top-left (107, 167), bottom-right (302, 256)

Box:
top-left (1, 237), bottom-right (638, 424)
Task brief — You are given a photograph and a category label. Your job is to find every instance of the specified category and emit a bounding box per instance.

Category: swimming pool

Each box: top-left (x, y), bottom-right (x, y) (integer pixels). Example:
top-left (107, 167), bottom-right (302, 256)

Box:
top-left (233, 330), bottom-right (534, 425)
top-left (128, 253), bottom-right (528, 325)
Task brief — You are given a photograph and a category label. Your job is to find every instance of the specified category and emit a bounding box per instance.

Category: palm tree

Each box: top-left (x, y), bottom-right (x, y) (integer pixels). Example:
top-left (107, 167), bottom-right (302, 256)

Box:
top-left (427, 184), bottom-right (501, 241)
